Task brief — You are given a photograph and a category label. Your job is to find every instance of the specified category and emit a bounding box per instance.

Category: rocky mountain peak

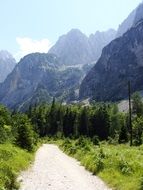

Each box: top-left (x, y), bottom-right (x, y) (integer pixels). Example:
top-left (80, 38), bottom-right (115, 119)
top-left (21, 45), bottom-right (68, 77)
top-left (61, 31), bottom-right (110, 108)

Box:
top-left (133, 2), bottom-right (143, 25)
top-left (49, 29), bottom-right (92, 66)
top-left (0, 50), bottom-right (14, 60)
top-left (0, 50), bottom-right (16, 83)
top-left (116, 2), bottom-right (143, 38)
top-left (49, 28), bottom-right (116, 66)
top-left (67, 28), bottom-right (85, 36)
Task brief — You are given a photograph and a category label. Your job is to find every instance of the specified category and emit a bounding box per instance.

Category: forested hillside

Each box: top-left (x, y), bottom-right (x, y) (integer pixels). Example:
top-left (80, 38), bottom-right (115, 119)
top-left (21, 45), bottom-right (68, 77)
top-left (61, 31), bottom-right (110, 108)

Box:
top-left (1, 92), bottom-right (143, 150)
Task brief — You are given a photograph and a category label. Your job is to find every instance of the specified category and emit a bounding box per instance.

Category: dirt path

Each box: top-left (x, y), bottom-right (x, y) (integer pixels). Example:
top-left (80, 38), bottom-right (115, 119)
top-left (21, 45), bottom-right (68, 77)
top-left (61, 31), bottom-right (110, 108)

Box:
top-left (19, 144), bottom-right (111, 190)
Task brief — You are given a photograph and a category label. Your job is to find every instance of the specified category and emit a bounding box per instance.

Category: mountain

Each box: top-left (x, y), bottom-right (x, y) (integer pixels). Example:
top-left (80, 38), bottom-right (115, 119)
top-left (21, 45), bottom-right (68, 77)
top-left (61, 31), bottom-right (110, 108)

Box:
top-left (49, 29), bottom-right (93, 66)
top-left (0, 50), bottom-right (16, 83)
top-left (0, 53), bottom-right (59, 109)
top-left (116, 2), bottom-right (143, 37)
top-left (49, 2), bottom-right (143, 68)
top-left (1, 26), bottom-right (115, 110)
top-left (79, 19), bottom-right (143, 101)
top-left (49, 28), bottom-right (116, 66)
top-left (0, 53), bottom-right (88, 110)
top-left (89, 29), bottom-right (116, 60)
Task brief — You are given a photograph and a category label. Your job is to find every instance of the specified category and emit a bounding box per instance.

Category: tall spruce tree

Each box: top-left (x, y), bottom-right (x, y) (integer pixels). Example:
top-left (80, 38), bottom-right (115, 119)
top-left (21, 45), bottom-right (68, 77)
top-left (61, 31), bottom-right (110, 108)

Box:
top-left (92, 105), bottom-right (110, 140)
top-left (63, 108), bottom-right (69, 137)
top-left (132, 92), bottom-right (143, 116)
top-left (78, 107), bottom-right (88, 136)
top-left (48, 98), bottom-right (58, 135)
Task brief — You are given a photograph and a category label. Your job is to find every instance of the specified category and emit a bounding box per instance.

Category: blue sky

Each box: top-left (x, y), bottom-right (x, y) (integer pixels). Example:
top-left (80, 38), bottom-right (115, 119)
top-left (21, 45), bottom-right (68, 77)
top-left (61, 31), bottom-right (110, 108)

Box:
top-left (0, 0), bottom-right (142, 60)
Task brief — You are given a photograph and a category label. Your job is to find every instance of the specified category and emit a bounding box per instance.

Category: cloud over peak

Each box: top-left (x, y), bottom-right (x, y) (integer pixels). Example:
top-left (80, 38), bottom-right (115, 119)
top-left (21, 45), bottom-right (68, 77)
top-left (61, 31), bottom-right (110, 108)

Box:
top-left (15, 37), bottom-right (52, 61)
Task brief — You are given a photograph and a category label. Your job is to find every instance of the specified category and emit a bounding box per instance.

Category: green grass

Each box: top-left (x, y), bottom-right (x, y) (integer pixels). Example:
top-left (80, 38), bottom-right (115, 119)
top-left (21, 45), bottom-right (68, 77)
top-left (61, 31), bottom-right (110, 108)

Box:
top-left (53, 138), bottom-right (143, 190)
top-left (0, 143), bottom-right (34, 190)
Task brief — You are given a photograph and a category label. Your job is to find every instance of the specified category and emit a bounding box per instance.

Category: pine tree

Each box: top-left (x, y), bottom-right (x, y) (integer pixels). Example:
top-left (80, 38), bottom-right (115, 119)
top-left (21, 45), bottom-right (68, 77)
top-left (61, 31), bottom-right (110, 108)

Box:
top-left (132, 117), bottom-right (143, 145)
top-left (13, 114), bottom-right (35, 151)
top-left (132, 92), bottom-right (143, 116)
top-left (118, 124), bottom-right (128, 143)
top-left (78, 107), bottom-right (88, 136)
top-left (68, 109), bottom-right (76, 136)
top-left (48, 98), bottom-right (58, 135)
top-left (63, 108), bottom-right (69, 137)
top-left (56, 105), bottom-right (64, 137)
top-left (91, 104), bottom-right (110, 140)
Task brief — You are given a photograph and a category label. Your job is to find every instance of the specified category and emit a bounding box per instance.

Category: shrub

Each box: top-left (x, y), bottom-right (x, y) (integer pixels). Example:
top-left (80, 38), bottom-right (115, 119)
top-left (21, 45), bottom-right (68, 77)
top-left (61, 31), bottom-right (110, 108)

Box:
top-left (12, 114), bottom-right (36, 151)
top-left (139, 176), bottom-right (143, 190)
top-left (92, 135), bottom-right (99, 145)
top-left (118, 157), bottom-right (133, 175)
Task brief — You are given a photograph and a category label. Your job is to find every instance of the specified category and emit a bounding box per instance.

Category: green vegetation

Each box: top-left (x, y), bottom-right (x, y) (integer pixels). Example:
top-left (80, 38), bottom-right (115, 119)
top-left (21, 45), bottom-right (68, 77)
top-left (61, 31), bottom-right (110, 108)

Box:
top-left (0, 143), bottom-right (33, 190)
top-left (28, 95), bottom-right (143, 145)
top-left (55, 138), bottom-right (143, 190)
top-left (0, 92), bottom-right (143, 190)
top-left (0, 104), bottom-right (37, 150)
top-left (29, 100), bottom-right (122, 140)
top-left (0, 104), bottom-right (37, 189)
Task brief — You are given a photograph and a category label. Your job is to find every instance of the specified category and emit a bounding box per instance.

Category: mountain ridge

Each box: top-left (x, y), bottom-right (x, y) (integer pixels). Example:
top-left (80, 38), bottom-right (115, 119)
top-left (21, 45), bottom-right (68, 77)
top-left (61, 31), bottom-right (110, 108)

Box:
top-left (0, 52), bottom-right (90, 110)
top-left (49, 28), bottom-right (116, 66)
top-left (116, 2), bottom-right (143, 37)
top-left (79, 19), bottom-right (143, 101)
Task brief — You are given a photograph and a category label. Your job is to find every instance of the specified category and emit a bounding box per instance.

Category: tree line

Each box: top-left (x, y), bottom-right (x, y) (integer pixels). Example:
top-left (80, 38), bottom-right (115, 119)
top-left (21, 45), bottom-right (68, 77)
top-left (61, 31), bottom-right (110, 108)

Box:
top-left (28, 92), bottom-right (143, 145)
top-left (27, 100), bottom-right (126, 143)
top-left (0, 92), bottom-right (143, 149)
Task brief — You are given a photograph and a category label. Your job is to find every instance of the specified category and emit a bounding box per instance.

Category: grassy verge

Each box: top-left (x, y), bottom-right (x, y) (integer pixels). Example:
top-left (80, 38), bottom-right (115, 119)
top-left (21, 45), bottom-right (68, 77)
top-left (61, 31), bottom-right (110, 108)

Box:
top-left (0, 143), bottom-right (34, 190)
top-left (48, 137), bottom-right (143, 190)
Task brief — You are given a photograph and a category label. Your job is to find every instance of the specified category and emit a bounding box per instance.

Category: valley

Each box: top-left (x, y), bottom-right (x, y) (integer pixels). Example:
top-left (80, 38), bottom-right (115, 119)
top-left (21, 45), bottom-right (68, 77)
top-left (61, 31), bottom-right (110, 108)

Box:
top-left (1, 1), bottom-right (143, 190)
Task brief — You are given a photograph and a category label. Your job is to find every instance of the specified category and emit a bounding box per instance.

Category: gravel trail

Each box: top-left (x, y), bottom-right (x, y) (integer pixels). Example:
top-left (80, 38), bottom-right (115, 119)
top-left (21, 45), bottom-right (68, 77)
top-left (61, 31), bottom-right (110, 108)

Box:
top-left (19, 144), bottom-right (111, 190)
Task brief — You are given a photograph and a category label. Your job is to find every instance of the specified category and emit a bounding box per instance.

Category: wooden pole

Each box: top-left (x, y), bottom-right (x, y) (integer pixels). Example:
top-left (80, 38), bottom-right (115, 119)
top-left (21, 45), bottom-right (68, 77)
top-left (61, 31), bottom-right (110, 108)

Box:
top-left (128, 81), bottom-right (132, 146)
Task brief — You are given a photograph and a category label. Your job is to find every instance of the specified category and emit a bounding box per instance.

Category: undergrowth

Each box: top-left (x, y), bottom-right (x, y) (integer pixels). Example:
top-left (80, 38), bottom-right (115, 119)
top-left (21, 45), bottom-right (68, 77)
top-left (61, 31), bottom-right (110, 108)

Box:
top-left (0, 143), bottom-right (34, 190)
top-left (50, 137), bottom-right (143, 190)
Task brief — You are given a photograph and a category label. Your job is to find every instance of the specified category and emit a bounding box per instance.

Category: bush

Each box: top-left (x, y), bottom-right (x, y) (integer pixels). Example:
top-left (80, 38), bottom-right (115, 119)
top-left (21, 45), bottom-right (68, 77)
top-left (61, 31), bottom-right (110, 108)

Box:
top-left (118, 158), bottom-right (133, 175)
top-left (12, 114), bottom-right (36, 151)
top-left (92, 136), bottom-right (99, 145)
top-left (139, 176), bottom-right (143, 190)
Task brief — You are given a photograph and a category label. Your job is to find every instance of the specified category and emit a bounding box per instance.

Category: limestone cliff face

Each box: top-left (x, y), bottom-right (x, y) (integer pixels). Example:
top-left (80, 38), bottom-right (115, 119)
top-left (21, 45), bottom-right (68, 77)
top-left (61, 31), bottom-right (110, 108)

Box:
top-left (0, 53), bottom-right (59, 109)
top-left (0, 53), bottom-right (87, 110)
top-left (79, 20), bottom-right (143, 101)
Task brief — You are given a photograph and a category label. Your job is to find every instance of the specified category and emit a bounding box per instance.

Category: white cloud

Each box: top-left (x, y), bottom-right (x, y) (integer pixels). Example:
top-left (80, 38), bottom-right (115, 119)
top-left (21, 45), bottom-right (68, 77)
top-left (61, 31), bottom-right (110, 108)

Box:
top-left (15, 37), bottom-right (52, 61)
